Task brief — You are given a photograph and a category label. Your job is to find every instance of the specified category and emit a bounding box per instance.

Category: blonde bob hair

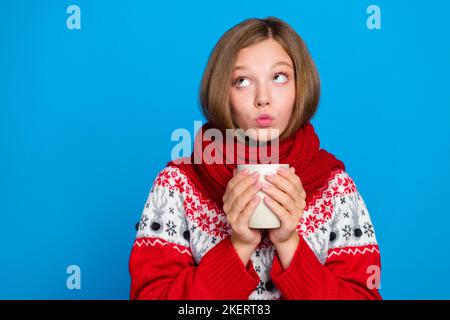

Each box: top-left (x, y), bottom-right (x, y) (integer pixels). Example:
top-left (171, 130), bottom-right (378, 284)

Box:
top-left (199, 16), bottom-right (320, 141)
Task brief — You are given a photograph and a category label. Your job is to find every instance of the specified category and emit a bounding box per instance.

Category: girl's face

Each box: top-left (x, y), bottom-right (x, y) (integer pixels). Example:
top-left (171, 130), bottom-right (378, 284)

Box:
top-left (230, 38), bottom-right (296, 142)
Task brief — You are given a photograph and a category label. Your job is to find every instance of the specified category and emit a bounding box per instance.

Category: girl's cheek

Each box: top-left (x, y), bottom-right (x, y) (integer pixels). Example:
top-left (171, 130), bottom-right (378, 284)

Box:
top-left (235, 94), bottom-right (254, 110)
top-left (274, 88), bottom-right (295, 104)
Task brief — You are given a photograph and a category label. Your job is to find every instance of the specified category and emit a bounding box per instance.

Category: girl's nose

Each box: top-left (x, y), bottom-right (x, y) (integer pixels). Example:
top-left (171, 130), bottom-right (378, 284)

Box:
top-left (256, 99), bottom-right (270, 108)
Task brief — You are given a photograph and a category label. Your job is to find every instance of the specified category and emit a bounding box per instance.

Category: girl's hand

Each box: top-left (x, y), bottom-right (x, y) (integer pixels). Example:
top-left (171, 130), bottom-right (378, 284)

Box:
top-left (262, 166), bottom-right (306, 245)
top-left (222, 169), bottom-right (264, 248)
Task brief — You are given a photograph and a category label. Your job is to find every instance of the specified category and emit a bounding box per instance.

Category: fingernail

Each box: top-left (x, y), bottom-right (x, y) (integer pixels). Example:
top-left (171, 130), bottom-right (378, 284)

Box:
top-left (241, 169), bottom-right (249, 175)
top-left (278, 166), bottom-right (288, 173)
top-left (266, 174), bottom-right (273, 180)
top-left (262, 182), bottom-right (271, 190)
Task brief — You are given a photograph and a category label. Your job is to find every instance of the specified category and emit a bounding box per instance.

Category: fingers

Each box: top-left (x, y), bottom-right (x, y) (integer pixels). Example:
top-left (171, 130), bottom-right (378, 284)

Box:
top-left (239, 194), bottom-right (261, 225)
top-left (228, 177), bottom-right (262, 220)
top-left (224, 171), bottom-right (260, 209)
top-left (279, 166), bottom-right (303, 191)
top-left (265, 172), bottom-right (299, 202)
top-left (223, 169), bottom-right (250, 204)
top-left (230, 169), bottom-right (253, 190)
top-left (266, 167), bottom-right (305, 199)
top-left (263, 196), bottom-right (294, 228)
top-left (261, 181), bottom-right (297, 213)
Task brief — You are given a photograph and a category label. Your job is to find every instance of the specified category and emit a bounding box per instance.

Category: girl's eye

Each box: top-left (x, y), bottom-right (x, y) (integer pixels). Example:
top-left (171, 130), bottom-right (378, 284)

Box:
top-left (233, 72), bottom-right (289, 88)
top-left (235, 77), bottom-right (251, 88)
top-left (274, 72), bottom-right (289, 83)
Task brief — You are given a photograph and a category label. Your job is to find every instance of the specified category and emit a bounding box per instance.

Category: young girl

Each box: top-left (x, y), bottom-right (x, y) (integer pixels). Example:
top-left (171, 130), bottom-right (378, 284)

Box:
top-left (129, 17), bottom-right (382, 300)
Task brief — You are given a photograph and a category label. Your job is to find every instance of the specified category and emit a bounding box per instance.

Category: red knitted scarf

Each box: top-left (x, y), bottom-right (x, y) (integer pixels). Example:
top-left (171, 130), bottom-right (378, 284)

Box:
top-left (167, 121), bottom-right (345, 208)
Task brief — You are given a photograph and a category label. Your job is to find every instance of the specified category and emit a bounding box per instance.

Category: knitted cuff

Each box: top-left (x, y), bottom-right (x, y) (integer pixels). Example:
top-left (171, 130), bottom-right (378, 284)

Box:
top-left (270, 235), bottom-right (325, 299)
top-left (198, 236), bottom-right (260, 299)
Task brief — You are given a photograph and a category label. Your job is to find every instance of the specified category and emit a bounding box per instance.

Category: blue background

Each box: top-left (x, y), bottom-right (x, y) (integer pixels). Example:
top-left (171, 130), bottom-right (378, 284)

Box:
top-left (1, 0), bottom-right (449, 299)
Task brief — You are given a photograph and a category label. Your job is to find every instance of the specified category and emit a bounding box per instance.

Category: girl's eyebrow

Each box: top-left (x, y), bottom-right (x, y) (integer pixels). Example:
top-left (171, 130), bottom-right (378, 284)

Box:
top-left (232, 61), bottom-right (293, 71)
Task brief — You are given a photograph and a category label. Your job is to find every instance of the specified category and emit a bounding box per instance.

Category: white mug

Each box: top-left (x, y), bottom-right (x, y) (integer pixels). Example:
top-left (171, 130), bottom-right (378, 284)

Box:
top-left (237, 163), bottom-right (289, 229)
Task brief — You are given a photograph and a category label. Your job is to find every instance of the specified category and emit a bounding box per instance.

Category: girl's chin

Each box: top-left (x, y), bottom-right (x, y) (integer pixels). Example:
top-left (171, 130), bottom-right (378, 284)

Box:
top-left (256, 127), bottom-right (281, 139)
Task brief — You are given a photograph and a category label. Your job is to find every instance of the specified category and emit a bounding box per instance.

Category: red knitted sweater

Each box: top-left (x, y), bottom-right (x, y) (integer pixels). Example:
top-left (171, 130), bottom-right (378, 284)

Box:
top-left (128, 165), bottom-right (382, 299)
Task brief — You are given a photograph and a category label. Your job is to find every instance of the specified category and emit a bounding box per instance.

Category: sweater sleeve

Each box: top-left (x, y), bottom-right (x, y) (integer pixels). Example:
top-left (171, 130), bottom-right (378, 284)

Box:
top-left (270, 170), bottom-right (382, 300)
top-left (129, 166), bottom-right (260, 300)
